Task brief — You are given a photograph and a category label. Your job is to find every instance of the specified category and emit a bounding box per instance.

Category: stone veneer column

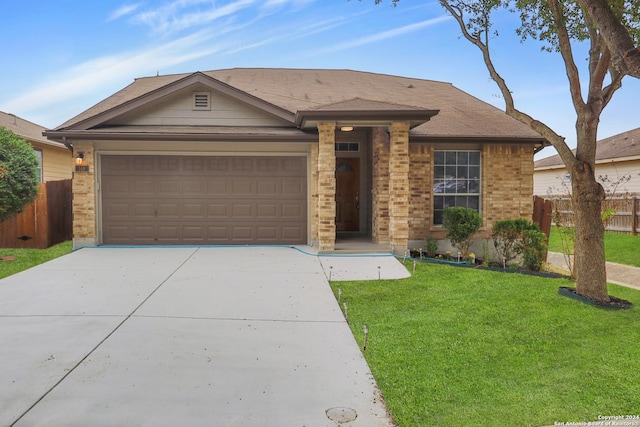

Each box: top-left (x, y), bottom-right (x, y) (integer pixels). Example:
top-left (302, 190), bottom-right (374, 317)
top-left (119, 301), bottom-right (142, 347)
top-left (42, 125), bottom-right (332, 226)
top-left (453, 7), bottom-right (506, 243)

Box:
top-left (317, 122), bottom-right (336, 251)
top-left (388, 122), bottom-right (410, 252)
top-left (72, 141), bottom-right (96, 248)
top-left (372, 127), bottom-right (390, 244)
top-left (309, 144), bottom-right (319, 244)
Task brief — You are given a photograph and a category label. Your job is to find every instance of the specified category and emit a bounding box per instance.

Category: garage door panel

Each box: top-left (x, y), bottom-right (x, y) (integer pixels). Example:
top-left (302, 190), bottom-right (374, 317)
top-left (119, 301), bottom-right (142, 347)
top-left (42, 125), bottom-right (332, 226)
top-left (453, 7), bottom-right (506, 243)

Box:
top-left (102, 155), bottom-right (307, 245)
top-left (232, 180), bottom-right (254, 195)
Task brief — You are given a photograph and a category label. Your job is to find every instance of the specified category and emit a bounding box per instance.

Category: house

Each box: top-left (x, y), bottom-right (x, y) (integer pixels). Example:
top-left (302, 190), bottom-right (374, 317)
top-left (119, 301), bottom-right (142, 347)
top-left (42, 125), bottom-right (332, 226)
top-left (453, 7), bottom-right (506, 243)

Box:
top-left (534, 127), bottom-right (640, 196)
top-left (43, 68), bottom-right (546, 251)
top-left (0, 111), bottom-right (72, 182)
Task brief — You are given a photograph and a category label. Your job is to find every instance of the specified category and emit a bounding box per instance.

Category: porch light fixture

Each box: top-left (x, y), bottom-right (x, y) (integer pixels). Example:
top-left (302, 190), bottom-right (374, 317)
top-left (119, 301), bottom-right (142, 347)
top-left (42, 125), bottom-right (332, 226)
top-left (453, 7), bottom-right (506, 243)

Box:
top-left (340, 126), bottom-right (354, 132)
top-left (75, 152), bottom-right (85, 166)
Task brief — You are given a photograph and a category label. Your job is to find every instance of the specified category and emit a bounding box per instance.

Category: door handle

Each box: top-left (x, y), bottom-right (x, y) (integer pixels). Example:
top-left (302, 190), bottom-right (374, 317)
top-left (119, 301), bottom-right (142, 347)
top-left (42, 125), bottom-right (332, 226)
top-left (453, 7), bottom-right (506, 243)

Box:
top-left (355, 192), bottom-right (360, 210)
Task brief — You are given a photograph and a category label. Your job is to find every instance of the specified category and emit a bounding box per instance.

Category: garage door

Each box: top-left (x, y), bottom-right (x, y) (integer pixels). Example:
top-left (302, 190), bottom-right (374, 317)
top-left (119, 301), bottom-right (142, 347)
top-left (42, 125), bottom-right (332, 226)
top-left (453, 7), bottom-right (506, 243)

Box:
top-left (101, 155), bottom-right (307, 245)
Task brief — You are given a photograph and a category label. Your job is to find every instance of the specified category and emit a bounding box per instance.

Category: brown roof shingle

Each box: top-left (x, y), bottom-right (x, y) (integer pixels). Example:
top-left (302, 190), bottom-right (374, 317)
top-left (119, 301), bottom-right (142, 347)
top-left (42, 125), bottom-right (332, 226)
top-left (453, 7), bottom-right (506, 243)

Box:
top-left (55, 68), bottom-right (544, 141)
top-left (535, 127), bottom-right (640, 169)
top-left (0, 111), bottom-right (67, 148)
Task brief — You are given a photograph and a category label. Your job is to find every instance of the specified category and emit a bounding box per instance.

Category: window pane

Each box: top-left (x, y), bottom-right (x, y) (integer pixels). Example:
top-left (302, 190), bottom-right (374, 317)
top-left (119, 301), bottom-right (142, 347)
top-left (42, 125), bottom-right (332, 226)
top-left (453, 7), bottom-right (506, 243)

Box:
top-left (469, 165), bottom-right (480, 179)
top-left (434, 151), bottom-right (445, 164)
top-left (457, 151), bottom-right (468, 165)
top-left (468, 196), bottom-right (479, 210)
top-left (469, 151), bottom-right (480, 165)
top-left (445, 151), bottom-right (456, 164)
top-left (433, 210), bottom-right (443, 225)
top-left (468, 179), bottom-right (480, 194)
top-left (434, 196), bottom-right (443, 210)
top-left (434, 165), bottom-right (445, 179)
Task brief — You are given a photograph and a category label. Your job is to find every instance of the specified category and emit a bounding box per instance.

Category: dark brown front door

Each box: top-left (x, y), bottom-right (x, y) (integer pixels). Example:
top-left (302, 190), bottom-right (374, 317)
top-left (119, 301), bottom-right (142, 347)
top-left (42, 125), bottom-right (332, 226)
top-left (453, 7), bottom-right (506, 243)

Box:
top-left (335, 157), bottom-right (359, 232)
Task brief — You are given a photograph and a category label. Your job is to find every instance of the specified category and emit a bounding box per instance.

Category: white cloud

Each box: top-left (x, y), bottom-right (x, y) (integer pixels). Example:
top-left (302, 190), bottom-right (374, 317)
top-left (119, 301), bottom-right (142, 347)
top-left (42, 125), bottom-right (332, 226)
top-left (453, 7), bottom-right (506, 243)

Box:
top-left (131, 0), bottom-right (257, 35)
top-left (107, 3), bottom-right (142, 21)
top-left (0, 30), bottom-right (224, 117)
top-left (314, 15), bottom-right (452, 55)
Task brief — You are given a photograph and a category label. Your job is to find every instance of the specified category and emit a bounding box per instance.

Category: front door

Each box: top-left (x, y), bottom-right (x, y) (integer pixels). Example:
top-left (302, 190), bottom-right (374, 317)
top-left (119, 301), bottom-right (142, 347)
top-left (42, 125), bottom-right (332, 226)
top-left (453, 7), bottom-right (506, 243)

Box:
top-left (335, 157), bottom-right (360, 232)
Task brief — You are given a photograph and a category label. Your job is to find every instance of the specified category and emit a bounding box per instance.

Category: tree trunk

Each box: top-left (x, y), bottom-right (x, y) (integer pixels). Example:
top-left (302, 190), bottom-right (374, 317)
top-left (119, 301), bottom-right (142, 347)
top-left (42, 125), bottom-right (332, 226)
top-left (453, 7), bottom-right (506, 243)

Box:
top-left (571, 122), bottom-right (609, 303)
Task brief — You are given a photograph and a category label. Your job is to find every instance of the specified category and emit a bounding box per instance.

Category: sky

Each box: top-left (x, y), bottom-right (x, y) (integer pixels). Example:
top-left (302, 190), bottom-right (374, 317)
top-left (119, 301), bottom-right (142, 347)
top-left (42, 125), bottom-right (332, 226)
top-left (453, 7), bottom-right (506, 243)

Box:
top-left (1, 0), bottom-right (638, 160)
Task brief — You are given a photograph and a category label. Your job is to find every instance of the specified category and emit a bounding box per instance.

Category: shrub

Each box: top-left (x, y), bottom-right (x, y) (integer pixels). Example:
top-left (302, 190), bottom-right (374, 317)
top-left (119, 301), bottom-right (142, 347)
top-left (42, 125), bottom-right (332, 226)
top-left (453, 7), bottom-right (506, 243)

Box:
top-left (522, 227), bottom-right (547, 271)
top-left (425, 237), bottom-right (439, 258)
top-left (442, 207), bottom-right (481, 259)
top-left (492, 219), bottom-right (547, 271)
top-left (0, 127), bottom-right (39, 222)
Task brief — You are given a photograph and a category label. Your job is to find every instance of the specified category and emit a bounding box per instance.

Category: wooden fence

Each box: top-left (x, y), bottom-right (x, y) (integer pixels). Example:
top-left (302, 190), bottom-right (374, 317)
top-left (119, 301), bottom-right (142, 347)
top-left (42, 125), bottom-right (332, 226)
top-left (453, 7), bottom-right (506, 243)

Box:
top-left (550, 195), bottom-right (640, 235)
top-left (0, 179), bottom-right (72, 248)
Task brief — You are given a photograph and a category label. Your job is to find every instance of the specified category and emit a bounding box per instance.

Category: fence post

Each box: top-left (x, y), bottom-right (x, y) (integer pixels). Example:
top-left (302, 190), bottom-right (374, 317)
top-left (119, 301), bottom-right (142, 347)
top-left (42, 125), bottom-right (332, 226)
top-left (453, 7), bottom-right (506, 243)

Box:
top-left (633, 196), bottom-right (638, 236)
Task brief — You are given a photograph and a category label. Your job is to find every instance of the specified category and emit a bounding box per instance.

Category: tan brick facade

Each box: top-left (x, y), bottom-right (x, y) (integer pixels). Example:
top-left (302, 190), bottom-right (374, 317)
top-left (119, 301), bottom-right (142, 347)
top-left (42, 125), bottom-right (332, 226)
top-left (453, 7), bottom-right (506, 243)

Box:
top-left (310, 144), bottom-right (319, 244)
top-left (408, 144), bottom-right (432, 240)
top-left (388, 122), bottom-right (410, 250)
top-left (72, 141), bottom-right (96, 246)
top-left (317, 122), bottom-right (336, 251)
top-left (481, 143), bottom-right (534, 232)
top-left (372, 127), bottom-right (390, 243)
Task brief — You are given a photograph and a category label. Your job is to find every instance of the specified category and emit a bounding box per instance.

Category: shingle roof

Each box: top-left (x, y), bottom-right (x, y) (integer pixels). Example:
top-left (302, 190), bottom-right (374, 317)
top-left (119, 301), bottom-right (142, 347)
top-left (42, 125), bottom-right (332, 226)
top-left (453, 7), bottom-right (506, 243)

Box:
top-left (535, 127), bottom-right (640, 169)
top-left (0, 111), bottom-right (67, 148)
top-left (55, 68), bottom-right (544, 141)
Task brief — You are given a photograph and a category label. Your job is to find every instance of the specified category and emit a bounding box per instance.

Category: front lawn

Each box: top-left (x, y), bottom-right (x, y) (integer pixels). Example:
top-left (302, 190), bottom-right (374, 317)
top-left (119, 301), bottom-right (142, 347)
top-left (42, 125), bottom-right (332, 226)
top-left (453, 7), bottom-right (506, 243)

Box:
top-left (0, 241), bottom-right (73, 279)
top-left (331, 262), bottom-right (640, 427)
top-left (548, 227), bottom-right (640, 267)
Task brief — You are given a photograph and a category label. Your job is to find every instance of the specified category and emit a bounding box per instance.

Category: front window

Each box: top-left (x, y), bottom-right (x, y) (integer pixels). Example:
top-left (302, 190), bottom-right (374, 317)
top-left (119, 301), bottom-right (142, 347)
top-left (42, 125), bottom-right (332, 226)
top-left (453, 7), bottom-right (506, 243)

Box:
top-left (433, 150), bottom-right (480, 225)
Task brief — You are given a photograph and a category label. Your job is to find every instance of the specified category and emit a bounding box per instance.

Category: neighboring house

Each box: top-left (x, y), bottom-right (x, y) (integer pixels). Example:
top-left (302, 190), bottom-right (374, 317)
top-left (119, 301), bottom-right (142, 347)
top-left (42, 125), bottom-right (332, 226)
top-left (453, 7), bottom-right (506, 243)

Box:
top-left (534, 127), bottom-right (640, 196)
top-left (0, 111), bottom-right (72, 182)
top-left (44, 68), bottom-right (546, 251)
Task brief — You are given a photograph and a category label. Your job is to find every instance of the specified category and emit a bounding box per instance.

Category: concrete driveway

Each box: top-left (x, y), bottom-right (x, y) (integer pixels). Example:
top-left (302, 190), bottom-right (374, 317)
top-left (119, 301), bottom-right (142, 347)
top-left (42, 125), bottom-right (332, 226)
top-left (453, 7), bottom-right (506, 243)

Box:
top-left (0, 246), bottom-right (404, 427)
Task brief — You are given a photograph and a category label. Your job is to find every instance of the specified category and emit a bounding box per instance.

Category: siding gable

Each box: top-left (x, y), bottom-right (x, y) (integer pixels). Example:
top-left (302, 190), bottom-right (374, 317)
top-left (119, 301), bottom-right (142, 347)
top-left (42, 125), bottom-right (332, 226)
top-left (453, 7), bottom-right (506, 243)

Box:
top-left (105, 85), bottom-right (292, 128)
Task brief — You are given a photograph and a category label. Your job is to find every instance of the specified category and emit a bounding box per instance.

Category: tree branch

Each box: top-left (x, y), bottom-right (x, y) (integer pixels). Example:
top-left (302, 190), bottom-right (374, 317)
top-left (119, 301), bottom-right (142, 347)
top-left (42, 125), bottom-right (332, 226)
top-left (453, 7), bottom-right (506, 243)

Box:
top-left (548, 0), bottom-right (586, 115)
top-left (577, 0), bottom-right (640, 78)
top-left (440, 0), bottom-right (576, 168)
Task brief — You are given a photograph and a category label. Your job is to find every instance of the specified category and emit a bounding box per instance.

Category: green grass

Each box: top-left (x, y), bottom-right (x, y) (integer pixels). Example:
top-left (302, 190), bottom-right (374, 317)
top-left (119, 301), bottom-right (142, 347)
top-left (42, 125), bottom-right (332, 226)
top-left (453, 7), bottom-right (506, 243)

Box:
top-left (0, 241), bottom-right (73, 279)
top-left (548, 227), bottom-right (640, 267)
top-left (331, 262), bottom-right (640, 427)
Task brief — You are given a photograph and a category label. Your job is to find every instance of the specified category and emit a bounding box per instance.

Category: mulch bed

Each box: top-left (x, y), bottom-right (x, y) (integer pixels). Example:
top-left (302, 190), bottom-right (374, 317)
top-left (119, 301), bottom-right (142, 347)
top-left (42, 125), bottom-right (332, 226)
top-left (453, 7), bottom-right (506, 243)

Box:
top-left (558, 286), bottom-right (634, 310)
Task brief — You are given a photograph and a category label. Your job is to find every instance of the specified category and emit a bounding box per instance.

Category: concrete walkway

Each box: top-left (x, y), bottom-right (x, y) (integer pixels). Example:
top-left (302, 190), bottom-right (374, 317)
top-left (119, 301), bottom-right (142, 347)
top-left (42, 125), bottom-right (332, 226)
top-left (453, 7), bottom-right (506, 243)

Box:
top-left (547, 251), bottom-right (640, 291)
top-left (0, 246), bottom-right (407, 427)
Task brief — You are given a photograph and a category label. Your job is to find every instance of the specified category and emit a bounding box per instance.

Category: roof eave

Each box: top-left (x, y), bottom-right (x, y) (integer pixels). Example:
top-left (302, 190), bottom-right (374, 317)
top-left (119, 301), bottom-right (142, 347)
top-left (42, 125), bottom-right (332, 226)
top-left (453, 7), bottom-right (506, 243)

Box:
top-left (410, 135), bottom-right (547, 144)
top-left (295, 109), bottom-right (439, 130)
top-left (43, 129), bottom-right (318, 143)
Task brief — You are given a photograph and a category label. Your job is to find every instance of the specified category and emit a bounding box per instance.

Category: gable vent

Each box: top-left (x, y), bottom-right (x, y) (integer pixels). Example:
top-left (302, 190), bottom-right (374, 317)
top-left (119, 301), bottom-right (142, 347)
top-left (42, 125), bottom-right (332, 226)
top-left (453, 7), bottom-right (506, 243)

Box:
top-left (193, 92), bottom-right (211, 110)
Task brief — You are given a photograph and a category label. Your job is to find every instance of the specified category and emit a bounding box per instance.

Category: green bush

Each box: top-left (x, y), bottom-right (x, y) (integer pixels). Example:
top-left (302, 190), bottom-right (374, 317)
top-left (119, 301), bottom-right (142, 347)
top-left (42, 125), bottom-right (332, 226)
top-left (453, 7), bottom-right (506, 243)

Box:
top-left (0, 127), bottom-right (39, 222)
top-left (492, 219), bottom-right (547, 271)
top-left (522, 227), bottom-right (547, 271)
top-left (425, 236), bottom-right (439, 257)
top-left (442, 207), bottom-right (481, 258)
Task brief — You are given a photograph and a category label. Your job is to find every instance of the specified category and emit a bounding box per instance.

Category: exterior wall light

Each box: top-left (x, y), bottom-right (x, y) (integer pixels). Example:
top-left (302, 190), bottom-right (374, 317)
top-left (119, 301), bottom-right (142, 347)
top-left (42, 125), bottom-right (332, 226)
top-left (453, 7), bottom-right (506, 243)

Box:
top-left (75, 152), bottom-right (85, 166)
top-left (340, 126), bottom-right (354, 132)
top-left (75, 152), bottom-right (89, 172)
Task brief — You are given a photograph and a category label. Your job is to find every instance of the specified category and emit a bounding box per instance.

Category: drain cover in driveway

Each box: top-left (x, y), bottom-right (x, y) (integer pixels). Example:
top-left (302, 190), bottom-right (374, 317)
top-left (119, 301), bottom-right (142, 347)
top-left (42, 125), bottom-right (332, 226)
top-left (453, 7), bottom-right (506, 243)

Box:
top-left (326, 407), bottom-right (357, 423)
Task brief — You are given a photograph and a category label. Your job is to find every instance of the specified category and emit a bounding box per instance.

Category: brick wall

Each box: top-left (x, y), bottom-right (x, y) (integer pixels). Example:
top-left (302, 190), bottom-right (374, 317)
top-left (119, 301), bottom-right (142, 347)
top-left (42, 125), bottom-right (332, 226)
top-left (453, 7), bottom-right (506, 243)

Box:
top-left (388, 122), bottom-right (410, 250)
top-left (72, 141), bottom-right (96, 245)
top-left (317, 122), bottom-right (336, 251)
top-left (310, 144), bottom-right (319, 244)
top-left (404, 142), bottom-right (534, 245)
top-left (372, 127), bottom-right (390, 243)
top-left (482, 143), bottom-right (534, 232)
top-left (408, 144), bottom-right (431, 240)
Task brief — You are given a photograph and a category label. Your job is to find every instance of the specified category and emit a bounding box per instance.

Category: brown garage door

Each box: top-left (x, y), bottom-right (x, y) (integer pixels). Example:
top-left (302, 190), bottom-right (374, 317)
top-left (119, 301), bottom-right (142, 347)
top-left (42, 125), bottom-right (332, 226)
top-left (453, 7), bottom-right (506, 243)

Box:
top-left (101, 155), bottom-right (307, 245)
